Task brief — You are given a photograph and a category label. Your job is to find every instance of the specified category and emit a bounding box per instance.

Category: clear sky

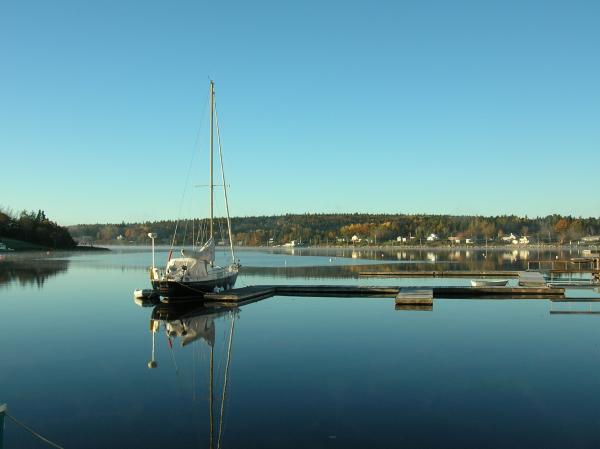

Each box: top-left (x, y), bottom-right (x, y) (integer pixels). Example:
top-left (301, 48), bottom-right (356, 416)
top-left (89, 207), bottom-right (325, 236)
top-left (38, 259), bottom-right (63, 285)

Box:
top-left (1, 0), bottom-right (599, 225)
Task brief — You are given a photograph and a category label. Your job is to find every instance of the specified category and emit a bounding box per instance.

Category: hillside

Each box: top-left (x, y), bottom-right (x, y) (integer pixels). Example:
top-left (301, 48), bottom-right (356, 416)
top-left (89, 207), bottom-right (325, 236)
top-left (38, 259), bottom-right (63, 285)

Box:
top-left (68, 213), bottom-right (600, 246)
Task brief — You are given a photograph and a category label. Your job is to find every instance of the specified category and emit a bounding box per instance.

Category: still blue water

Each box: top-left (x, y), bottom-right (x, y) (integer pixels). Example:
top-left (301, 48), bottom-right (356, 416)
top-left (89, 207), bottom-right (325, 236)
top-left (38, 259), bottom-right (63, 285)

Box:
top-left (1, 248), bottom-right (600, 448)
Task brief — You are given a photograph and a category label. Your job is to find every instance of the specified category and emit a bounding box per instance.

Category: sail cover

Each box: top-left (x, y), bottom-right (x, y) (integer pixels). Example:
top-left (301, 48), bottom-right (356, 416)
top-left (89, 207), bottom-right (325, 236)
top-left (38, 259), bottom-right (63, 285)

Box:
top-left (166, 316), bottom-right (216, 347)
top-left (181, 238), bottom-right (215, 263)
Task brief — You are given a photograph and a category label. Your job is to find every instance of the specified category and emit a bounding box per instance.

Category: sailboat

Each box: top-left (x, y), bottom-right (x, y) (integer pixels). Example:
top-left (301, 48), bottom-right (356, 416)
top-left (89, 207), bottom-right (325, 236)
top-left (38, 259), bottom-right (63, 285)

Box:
top-left (149, 81), bottom-right (240, 300)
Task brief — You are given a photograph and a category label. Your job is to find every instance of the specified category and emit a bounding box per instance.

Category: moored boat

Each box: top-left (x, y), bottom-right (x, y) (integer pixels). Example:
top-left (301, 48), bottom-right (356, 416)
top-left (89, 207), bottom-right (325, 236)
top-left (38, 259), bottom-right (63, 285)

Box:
top-left (470, 279), bottom-right (509, 287)
top-left (146, 81), bottom-right (240, 301)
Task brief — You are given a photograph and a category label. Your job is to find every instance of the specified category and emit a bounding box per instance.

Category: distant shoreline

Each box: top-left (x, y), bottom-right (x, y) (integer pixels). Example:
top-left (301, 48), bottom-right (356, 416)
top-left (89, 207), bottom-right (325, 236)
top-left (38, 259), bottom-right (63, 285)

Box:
top-left (78, 243), bottom-right (598, 252)
top-left (243, 244), bottom-right (599, 252)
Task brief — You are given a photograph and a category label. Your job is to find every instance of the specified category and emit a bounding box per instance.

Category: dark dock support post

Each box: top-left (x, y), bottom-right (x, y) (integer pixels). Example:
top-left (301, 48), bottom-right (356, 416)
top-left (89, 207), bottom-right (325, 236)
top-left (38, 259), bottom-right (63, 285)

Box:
top-left (0, 403), bottom-right (6, 449)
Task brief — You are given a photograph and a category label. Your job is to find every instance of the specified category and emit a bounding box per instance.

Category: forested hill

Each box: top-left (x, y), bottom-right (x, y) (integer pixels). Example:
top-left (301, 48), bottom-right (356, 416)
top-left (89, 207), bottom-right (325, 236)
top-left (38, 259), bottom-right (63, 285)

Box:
top-left (68, 213), bottom-right (600, 246)
top-left (0, 210), bottom-right (77, 249)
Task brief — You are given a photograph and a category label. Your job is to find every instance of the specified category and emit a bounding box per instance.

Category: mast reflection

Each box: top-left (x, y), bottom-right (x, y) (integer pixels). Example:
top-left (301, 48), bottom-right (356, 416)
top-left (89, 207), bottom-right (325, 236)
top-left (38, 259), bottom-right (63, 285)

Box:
top-left (148, 303), bottom-right (239, 449)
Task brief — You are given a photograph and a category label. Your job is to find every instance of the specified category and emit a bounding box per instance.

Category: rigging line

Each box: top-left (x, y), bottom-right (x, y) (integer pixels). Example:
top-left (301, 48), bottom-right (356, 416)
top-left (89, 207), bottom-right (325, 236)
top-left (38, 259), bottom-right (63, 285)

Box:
top-left (214, 102), bottom-right (236, 263)
top-left (192, 334), bottom-right (196, 401)
top-left (217, 312), bottom-right (236, 449)
top-left (167, 334), bottom-right (180, 374)
top-left (215, 315), bottom-right (228, 382)
top-left (181, 218), bottom-right (189, 250)
top-left (5, 413), bottom-right (65, 449)
top-left (209, 341), bottom-right (215, 449)
top-left (171, 93), bottom-right (210, 250)
top-left (198, 218), bottom-right (207, 246)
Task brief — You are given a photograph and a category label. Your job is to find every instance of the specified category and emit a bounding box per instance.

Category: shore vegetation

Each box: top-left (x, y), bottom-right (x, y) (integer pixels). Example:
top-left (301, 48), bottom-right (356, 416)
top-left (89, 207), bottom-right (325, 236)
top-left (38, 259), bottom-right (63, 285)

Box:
top-left (68, 213), bottom-right (600, 247)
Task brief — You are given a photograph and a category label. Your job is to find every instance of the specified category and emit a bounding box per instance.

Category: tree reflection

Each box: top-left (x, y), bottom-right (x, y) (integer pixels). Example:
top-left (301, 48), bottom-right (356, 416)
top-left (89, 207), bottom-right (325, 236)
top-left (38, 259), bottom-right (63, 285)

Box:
top-left (0, 258), bottom-right (69, 288)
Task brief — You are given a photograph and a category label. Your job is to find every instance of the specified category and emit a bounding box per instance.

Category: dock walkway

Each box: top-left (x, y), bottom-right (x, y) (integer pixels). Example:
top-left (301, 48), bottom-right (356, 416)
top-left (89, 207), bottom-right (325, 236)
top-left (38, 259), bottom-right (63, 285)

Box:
top-left (358, 270), bottom-right (519, 278)
top-left (203, 284), bottom-right (565, 304)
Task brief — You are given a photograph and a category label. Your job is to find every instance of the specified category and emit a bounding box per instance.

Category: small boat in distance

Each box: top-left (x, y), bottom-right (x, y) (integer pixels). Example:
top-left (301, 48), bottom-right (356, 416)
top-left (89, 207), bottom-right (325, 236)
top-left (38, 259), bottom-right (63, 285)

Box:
top-left (148, 81), bottom-right (240, 301)
top-left (470, 279), bottom-right (509, 287)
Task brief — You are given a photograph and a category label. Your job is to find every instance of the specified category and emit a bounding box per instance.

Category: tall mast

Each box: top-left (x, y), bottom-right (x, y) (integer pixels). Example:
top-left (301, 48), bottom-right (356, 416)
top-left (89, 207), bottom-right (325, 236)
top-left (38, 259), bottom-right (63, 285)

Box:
top-left (209, 80), bottom-right (215, 240)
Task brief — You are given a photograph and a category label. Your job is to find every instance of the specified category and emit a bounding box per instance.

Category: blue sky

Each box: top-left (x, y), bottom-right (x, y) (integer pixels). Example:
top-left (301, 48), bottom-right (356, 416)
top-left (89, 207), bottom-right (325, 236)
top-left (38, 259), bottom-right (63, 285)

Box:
top-left (1, 0), bottom-right (599, 225)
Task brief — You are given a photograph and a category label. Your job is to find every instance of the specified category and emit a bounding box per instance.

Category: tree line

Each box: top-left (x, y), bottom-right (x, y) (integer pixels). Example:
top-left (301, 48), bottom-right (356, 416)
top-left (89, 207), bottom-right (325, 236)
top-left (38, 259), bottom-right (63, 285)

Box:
top-left (68, 213), bottom-right (600, 246)
top-left (0, 209), bottom-right (76, 249)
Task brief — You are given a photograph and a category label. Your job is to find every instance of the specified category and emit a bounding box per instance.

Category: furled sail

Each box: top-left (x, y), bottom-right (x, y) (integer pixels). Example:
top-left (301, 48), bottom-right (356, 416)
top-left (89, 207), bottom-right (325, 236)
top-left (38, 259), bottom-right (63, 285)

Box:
top-left (165, 239), bottom-right (214, 280)
top-left (166, 316), bottom-right (216, 347)
top-left (181, 238), bottom-right (215, 263)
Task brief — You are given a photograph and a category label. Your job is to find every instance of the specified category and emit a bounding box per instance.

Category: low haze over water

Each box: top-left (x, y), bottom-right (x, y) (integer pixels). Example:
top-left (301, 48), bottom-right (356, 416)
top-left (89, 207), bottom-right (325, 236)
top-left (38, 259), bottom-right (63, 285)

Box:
top-left (2, 247), bottom-right (600, 448)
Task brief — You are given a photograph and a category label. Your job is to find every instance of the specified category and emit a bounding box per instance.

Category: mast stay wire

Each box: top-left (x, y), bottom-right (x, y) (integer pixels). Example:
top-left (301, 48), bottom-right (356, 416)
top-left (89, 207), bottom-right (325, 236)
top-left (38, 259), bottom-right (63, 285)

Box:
top-left (216, 312), bottom-right (236, 449)
top-left (170, 93), bottom-right (210, 250)
top-left (214, 101), bottom-right (236, 263)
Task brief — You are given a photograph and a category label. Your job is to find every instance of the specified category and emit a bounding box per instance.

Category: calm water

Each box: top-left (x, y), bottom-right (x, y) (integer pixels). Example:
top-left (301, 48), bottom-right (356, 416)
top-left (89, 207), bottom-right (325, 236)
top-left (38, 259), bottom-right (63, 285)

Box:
top-left (1, 247), bottom-right (600, 448)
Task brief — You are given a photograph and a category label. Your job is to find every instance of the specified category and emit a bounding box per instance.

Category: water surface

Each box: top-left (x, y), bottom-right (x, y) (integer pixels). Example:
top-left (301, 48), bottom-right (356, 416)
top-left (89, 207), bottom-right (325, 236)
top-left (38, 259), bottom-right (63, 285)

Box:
top-left (1, 247), bottom-right (600, 448)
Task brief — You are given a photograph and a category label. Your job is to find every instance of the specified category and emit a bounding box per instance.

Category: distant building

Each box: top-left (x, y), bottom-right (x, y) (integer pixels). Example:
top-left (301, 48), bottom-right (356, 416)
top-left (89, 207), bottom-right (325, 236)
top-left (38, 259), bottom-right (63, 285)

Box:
top-left (283, 240), bottom-right (303, 247)
top-left (397, 236), bottom-right (408, 243)
top-left (518, 236), bottom-right (529, 245)
top-left (465, 238), bottom-right (473, 244)
top-left (582, 236), bottom-right (600, 243)
top-left (116, 235), bottom-right (124, 241)
top-left (448, 236), bottom-right (461, 244)
top-left (426, 233), bottom-right (439, 242)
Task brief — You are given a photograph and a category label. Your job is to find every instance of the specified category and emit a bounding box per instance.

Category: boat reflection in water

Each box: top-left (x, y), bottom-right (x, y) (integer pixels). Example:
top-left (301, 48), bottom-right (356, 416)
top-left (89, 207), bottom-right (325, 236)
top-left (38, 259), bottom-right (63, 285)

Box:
top-left (147, 302), bottom-right (239, 449)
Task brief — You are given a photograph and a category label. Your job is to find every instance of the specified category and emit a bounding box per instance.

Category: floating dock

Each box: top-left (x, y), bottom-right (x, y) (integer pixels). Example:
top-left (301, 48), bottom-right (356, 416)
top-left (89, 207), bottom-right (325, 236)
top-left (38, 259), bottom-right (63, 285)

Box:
top-left (204, 286), bottom-right (277, 307)
top-left (395, 288), bottom-right (434, 306)
top-left (518, 271), bottom-right (546, 287)
top-left (358, 270), bottom-right (519, 278)
top-left (202, 284), bottom-right (565, 303)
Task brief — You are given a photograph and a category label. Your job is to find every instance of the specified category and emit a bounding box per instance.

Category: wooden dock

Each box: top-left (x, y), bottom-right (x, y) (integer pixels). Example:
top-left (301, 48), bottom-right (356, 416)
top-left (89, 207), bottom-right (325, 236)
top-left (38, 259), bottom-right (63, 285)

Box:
top-left (203, 286), bottom-right (277, 307)
top-left (550, 311), bottom-right (600, 315)
top-left (202, 284), bottom-right (565, 303)
top-left (518, 271), bottom-right (546, 287)
top-left (358, 270), bottom-right (519, 278)
top-left (528, 258), bottom-right (600, 272)
top-left (429, 286), bottom-right (563, 298)
top-left (395, 288), bottom-right (434, 306)
top-left (395, 304), bottom-right (433, 311)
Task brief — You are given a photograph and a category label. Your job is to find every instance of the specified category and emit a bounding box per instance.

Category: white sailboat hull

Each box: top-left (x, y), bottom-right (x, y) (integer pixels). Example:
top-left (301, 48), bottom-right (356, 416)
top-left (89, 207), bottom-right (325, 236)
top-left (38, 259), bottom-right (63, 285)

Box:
top-left (470, 279), bottom-right (509, 287)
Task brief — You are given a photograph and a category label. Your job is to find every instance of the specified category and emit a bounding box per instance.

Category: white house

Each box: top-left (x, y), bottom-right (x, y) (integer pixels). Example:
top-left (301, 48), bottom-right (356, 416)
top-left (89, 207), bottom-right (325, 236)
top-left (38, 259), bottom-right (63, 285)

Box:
top-left (351, 235), bottom-right (361, 243)
top-left (283, 240), bottom-right (303, 247)
top-left (426, 233), bottom-right (439, 242)
top-left (502, 233), bottom-right (517, 242)
top-left (465, 238), bottom-right (473, 244)
top-left (518, 236), bottom-right (529, 245)
top-left (582, 235), bottom-right (600, 243)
